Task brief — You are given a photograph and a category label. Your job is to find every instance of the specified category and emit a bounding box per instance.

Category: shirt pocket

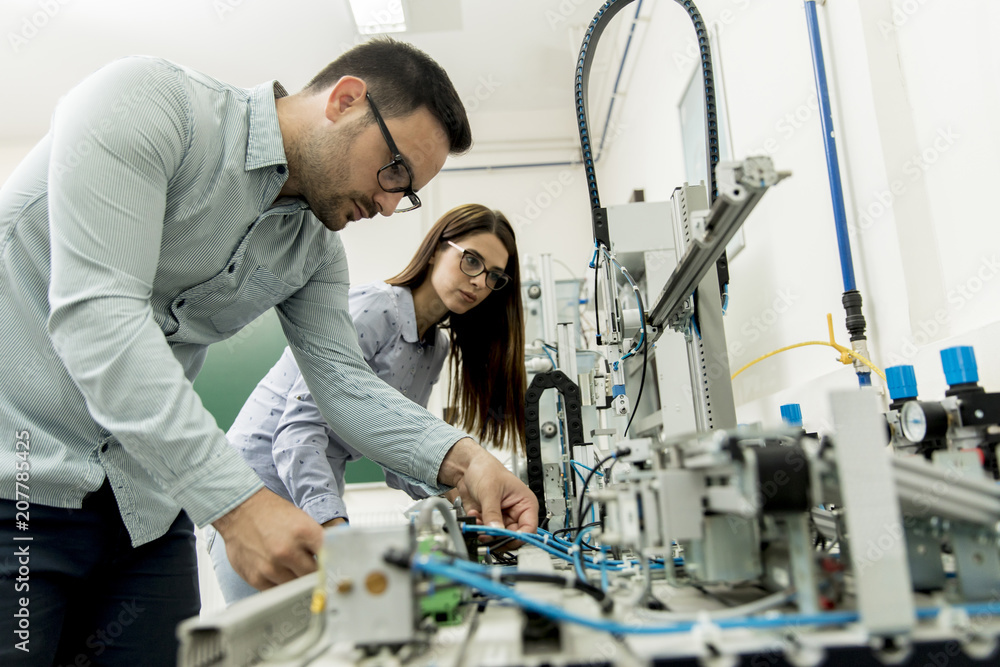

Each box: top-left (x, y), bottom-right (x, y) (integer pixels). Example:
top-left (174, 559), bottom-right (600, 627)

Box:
top-left (209, 264), bottom-right (298, 333)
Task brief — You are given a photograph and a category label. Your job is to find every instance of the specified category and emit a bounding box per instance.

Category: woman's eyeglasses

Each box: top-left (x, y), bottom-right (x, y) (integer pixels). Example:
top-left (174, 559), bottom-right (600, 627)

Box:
top-left (447, 241), bottom-right (511, 291)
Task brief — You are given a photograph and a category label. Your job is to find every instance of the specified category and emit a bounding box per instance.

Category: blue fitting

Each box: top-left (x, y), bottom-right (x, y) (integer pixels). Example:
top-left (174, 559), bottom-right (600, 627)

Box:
top-left (857, 372), bottom-right (872, 387)
top-left (780, 403), bottom-right (803, 427)
top-left (885, 365), bottom-right (918, 401)
top-left (612, 384), bottom-right (626, 398)
top-left (941, 346), bottom-right (978, 386)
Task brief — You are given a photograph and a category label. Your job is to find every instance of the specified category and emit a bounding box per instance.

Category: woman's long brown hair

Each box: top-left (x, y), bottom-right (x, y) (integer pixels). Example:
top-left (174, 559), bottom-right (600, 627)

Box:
top-left (387, 204), bottom-right (526, 453)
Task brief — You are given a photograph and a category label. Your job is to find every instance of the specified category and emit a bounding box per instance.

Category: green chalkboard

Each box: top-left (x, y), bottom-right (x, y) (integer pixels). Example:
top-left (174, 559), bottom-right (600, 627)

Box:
top-left (191, 310), bottom-right (386, 484)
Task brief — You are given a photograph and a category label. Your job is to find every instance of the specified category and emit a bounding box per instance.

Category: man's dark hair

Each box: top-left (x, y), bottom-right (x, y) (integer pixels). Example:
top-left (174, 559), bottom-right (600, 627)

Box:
top-left (305, 37), bottom-right (472, 155)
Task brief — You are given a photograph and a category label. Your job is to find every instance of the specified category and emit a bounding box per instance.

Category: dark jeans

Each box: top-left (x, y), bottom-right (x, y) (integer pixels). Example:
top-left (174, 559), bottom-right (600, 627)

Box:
top-left (0, 480), bottom-right (199, 666)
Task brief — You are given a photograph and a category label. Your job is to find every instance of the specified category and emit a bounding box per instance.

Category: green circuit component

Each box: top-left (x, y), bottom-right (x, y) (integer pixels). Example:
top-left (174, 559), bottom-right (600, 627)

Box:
top-left (420, 584), bottom-right (464, 626)
top-left (417, 534), bottom-right (466, 626)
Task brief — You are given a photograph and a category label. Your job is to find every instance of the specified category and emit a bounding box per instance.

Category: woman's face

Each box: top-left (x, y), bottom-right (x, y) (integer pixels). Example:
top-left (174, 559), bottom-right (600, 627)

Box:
top-left (428, 231), bottom-right (510, 315)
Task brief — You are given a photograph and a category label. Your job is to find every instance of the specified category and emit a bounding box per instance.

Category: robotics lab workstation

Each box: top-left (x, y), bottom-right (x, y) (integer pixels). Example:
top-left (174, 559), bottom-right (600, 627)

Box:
top-left (177, 2), bottom-right (1000, 666)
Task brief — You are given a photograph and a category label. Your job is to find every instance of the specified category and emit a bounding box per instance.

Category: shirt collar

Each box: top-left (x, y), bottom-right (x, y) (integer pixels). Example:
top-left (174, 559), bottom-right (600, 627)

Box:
top-left (245, 80), bottom-right (290, 172)
top-left (394, 285), bottom-right (438, 346)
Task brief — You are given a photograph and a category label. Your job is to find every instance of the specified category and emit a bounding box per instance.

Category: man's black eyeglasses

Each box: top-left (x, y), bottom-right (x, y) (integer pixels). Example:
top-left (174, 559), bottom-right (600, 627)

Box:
top-left (367, 93), bottom-right (420, 213)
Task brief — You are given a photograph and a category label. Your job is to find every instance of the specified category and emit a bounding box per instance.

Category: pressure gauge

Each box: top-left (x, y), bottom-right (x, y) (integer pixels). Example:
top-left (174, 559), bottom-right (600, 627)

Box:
top-left (899, 401), bottom-right (949, 443)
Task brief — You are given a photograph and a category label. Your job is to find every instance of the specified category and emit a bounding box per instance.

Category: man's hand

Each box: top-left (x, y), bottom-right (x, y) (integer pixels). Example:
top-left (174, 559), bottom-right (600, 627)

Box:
top-left (212, 488), bottom-right (323, 590)
top-left (322, 517), bottom-right (348, 528)
top-left (438, 438), bottom-right (538, 534)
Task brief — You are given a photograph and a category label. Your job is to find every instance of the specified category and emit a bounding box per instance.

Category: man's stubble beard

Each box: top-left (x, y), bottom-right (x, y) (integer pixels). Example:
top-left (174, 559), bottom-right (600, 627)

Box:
top-left (290, 123), bottom-right (365, 231)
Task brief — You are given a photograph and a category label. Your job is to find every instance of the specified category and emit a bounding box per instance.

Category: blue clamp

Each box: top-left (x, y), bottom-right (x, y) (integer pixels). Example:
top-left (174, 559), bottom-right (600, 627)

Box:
top-left (612, 384), bottom-right (626, 397)
top-left (779, 403), bottom-right (803, 427)
top-left (885, 365), bottom-right (918, 401)
top-left (941, 346), bottom-right (978, 386)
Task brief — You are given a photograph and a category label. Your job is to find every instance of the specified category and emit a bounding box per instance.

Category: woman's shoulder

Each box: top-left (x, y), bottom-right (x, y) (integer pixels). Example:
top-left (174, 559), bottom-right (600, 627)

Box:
top-left (348, 280), bottom-right (391, 299)
top-left (349, 281), bottom-right (394, 310)
top-left (348, 281), bottom-right (405, 330)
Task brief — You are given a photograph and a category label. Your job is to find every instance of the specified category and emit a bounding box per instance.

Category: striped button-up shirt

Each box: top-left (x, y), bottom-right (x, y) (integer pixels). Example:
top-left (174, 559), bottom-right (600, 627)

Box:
top-left (229, 282), bottom-right (450, 524)
top-left (0, 56), bottom-right (464, 546)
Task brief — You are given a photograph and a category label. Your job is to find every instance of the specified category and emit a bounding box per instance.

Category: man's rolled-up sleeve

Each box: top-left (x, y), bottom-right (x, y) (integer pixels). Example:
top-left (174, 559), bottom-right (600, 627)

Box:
top-left (46, 57), bottom-right (263, 526)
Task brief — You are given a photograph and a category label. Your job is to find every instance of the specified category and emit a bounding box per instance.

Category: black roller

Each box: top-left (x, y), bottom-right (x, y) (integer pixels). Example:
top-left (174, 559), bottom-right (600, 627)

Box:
top-left (754, 445), bottom-right (811, 513)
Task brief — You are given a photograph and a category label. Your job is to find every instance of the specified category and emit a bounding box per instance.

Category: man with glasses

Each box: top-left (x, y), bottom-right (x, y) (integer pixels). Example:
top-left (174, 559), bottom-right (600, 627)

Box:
top-left (0, 38), bottom-right (537, 665)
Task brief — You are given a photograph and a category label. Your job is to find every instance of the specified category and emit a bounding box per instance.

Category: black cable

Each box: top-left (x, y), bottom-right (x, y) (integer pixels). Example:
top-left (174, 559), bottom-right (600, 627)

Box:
top-left (623, 337), bottom-right (648, 437)
top-left (485, 536), bottom-right (517, 552)
top-left (576, 448), bottom-right (630, 530)
top-left (501, 572), bottom-right (613, 614)
top-left (552, 521), bottom-right (601, 551)
top-left (594, 247), bottom-right (602, 345)
top-left (576, 453), bottom-right (615, 530)
top-left (493, 551), bottom-right (518, 566)
top-left (568, 537), bottom-right (601, 552)
top-left (384, 549), bottom-right (415, 568)
top-left (575, 0), bottom-right (718, 213)
top-left (552, 521), bottom-right (602, 540)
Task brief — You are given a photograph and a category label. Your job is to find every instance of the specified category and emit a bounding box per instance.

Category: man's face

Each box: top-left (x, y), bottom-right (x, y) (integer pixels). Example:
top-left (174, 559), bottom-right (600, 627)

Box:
top-left (296, 105), bottom-right (450, 232)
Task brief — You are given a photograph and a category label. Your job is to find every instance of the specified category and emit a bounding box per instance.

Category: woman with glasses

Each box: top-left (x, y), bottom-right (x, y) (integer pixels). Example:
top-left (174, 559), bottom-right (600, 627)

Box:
top-left (208, 203), bottom-right (526, 602)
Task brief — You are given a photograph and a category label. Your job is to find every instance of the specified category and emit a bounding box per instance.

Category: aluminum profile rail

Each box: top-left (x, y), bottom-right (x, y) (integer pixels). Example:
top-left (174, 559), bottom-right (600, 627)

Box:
top-left (177, 573), bottom-right (317, 667)
top-left (893, 454), bottom-right (1000, 526)
top-left (648, 157), bottom-right (788, 332)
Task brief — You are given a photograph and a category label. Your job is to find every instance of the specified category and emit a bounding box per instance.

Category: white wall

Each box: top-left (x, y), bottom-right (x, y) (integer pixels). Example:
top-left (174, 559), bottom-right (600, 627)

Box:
top-left (597, 0), bottom-right (1000, 432)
